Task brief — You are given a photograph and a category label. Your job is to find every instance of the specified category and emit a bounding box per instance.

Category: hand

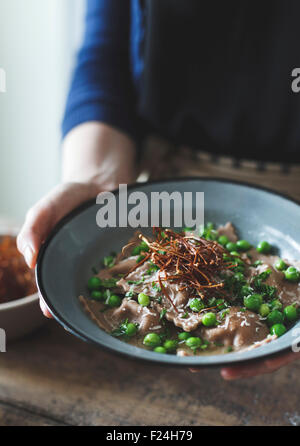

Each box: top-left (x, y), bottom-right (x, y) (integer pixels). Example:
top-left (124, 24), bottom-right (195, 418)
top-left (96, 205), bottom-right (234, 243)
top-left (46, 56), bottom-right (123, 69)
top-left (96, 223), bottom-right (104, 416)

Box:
top-left (17, 182), bottom-right (110, 318)
top-left (190, 349), bottom-right (300, 379)
top-left (17, 122), bottom-right (136, 318)
top-left (220, 350), bottom-right (300, 380)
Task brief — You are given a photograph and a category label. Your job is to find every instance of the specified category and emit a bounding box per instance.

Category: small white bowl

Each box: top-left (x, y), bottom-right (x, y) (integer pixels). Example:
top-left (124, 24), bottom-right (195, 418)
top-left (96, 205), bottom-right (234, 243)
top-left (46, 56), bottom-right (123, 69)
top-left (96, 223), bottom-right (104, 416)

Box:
top-left (0, 293), bottom-right (45, 341)
top-left (0, 218), bottom-right (45, 341)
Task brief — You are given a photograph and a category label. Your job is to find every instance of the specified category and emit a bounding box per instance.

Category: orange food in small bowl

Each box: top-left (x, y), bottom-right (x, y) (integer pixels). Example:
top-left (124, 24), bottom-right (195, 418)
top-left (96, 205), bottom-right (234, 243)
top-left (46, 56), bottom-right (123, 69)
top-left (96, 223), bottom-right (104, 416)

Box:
top-left (0, 235), bottom-right (37, 304)
top-left (0, 234), bottom-right (44, 341)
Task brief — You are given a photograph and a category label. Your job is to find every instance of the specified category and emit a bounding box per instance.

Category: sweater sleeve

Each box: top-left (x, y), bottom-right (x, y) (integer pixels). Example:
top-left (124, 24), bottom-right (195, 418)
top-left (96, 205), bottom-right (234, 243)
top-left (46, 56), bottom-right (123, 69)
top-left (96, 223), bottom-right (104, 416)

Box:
top-left (62, 0), bottom-right (139, 141)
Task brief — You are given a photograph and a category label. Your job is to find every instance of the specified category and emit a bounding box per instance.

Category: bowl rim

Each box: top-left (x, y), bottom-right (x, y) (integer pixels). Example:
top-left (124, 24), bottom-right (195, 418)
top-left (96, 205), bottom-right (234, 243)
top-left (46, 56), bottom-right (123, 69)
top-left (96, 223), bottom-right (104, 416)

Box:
top-left (36, 176), bottom-right (300, 366)
top-left (0, 293), bottom-right (39, 311)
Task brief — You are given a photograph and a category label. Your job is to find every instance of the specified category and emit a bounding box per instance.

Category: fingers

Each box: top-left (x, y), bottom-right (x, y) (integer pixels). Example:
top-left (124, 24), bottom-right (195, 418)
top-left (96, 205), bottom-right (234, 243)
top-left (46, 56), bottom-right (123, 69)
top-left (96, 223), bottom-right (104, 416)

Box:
top-left (220, 361), bottom-right (272, 380)
top-left (221, 350), bottom-right (300, 380)
top-left (17, 201), bottom-right (53, 268)
top-left (265, 350), bottom-right (300, 369)
top-left (39, 293), bottom-right (53, 319)
top-left (190, 351), bottom-right (300, 380)
top-left (17, 182), bottom-right (99, 269)
top-left (18, 182), bottom-right (101, 320)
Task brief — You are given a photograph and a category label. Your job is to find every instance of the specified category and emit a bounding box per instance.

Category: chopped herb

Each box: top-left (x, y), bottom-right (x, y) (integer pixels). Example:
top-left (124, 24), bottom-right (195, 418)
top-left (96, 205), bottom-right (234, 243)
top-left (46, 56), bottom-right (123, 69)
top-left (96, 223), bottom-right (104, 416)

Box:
top-left (101, 278), bottom-right (118, 288)
top-left (152, 282), bottom-right (162, 293)
top-left (131, 241), bottom-right (149, 256)
top-left (111, 319), bottom-right (139, 338)
top-left (181, 312), bottom-right (189, 319)
top-left (136, 255), bottom-right (145, 263)
top-left (199, 222), bottom-right (218, 240)
top-left (91, 266), bottom-right (98, 275)
top-left (160, 308), bottom-right (167, 321)
top-left (125, 291), bottom-right (135, 298)
top-left (99, 307), bottom-right (109, 313)
top-left (146, 262), bottom-right (160, 275)
top-left (127, 279), bottom-right (144, 285)
top-left (208, 297), bottom-right (217, 307)
top-left (253, 269), bottom-right (272, 282)
top-left (159, 328), bottom-right (170, 342)
top-left (226, 346), bottom-right (233, 353)
top-left (220, 308), bottom-right (230, 319)
top-left (111, 319), bottom-right (129, 337)
top-left (251, 269), bottom-right (277, 299)
top-left (103, 254), bottom-right (116, 268)
top-left (104, 289), bottom-right (111, 301)
top-left (200, 340), bottom-right (210, 350)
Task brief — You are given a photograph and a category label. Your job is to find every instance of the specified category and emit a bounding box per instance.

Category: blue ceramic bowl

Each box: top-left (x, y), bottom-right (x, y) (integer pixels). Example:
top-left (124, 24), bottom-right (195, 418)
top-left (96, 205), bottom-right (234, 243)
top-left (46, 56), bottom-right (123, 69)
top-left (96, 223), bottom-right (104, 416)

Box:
top-left (36, 178), bottom-right (300, 367)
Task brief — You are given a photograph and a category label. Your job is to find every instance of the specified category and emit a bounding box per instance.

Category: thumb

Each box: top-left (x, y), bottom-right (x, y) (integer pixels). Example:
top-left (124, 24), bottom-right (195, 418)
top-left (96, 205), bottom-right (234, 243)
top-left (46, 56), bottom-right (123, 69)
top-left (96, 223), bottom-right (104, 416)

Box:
top-left (17, 182), bottom-right (100, 268)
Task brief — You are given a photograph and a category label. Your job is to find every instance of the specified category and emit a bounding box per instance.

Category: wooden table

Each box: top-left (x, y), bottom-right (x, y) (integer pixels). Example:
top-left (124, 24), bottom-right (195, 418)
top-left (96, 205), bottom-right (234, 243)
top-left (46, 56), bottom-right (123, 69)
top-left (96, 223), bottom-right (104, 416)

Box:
top-left (0, 322), bottom-right (299, 426)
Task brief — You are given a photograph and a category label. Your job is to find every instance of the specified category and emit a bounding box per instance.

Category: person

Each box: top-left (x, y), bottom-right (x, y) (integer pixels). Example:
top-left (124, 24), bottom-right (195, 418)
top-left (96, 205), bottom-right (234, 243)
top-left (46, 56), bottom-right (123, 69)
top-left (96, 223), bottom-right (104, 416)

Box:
top-left (17, 0), bottom-right (300, 379)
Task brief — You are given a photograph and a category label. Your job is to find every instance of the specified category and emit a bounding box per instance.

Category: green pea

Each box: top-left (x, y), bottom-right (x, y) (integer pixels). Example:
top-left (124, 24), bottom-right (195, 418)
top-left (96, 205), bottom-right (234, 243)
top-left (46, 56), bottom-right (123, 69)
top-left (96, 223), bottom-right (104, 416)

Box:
top-left (270, 299), bottom-right (282, 310)
top-left (237, 240), bottom-right (252, 251)
top-left (267, 309), bottom-right (284, 326)
top-left (189, 298), bottom-right (205, 312)
top-left (270, 323), bottom-right (287, 337)
top-left (218, 235), bottom-right (229, 246)
top-left (284, 266), bottom-right (300, 282)
top-left (283, 305), bottom-right (298, 322)
top-left (178, 332), bottom-right (191, 341)
top-left (230, 251), bottom-right (240, 257)
top-left (202, 312), bottom-right (217, 327)
top-left (88, 276), bottom-right (102, 291)
top-left (186, 337), bottom-right (202, 350)
top-left (154, 346), bottom-right (166, 354)
top-left (107, 294), bottom-right (122, 308)
top-left (259, 304), bottom-right (270, 318)
top-left (163, 339), bottom-right (178, 352)
top-left (274, 259), bottom-right (287, 271)
top-left (256, 241), bottom-right (271, 254)
top-left (226, 242), bottom-right (238, 252)
top-left (143, 333), bottom-right (161, 348)
top-left (244, 294), bottom-right (263, 312)
top-left (90, 290), bottom-right (104, 301)
top-left (125, 323), bottom-right (138, 337)
top-left (138, 293), bottom-right (150, 307)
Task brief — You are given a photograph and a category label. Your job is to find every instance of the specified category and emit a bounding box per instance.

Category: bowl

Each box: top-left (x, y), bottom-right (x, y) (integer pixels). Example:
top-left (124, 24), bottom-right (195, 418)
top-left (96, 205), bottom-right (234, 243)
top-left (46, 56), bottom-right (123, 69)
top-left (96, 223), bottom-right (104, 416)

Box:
top-left (0, 220), bottom-right (44, 342)
top-left (36, 178), bottom-right (300, 366)
top-left (0, 293), bottom-right (44, 342)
